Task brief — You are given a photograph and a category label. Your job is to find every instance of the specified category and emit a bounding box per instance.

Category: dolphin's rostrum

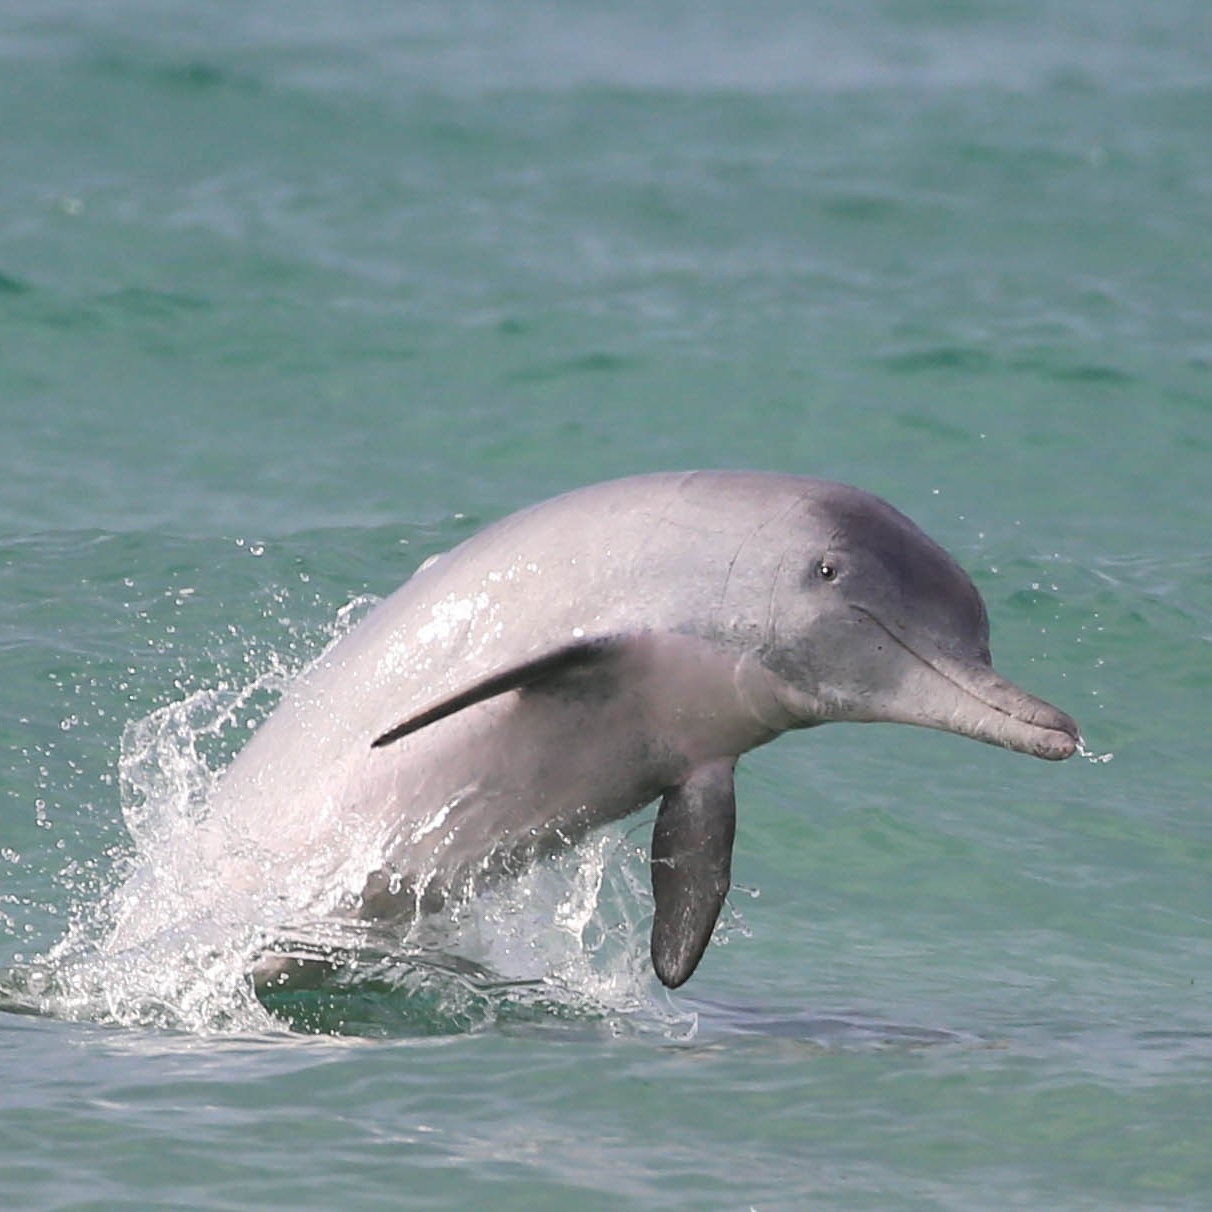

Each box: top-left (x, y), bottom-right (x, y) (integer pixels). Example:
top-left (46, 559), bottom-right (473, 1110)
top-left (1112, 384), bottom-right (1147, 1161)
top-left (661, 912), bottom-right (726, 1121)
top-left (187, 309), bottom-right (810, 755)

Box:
top-left (156, 472), bottom-right (1080, 989)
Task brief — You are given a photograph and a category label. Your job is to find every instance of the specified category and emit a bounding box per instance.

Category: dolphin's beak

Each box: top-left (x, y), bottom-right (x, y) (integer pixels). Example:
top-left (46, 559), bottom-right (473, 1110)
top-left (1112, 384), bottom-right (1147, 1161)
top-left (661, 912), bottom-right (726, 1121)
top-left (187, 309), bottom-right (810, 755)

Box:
top-left (853, 610), bottom-right (1080, 761)
top-left (919, 658), bottom-right (1080, 761)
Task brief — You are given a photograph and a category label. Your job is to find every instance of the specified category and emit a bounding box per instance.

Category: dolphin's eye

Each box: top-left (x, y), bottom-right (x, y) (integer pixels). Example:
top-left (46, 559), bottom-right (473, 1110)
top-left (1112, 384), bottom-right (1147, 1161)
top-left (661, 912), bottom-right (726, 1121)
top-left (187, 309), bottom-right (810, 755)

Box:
top-left (817, 559), bottom-right (838, 582)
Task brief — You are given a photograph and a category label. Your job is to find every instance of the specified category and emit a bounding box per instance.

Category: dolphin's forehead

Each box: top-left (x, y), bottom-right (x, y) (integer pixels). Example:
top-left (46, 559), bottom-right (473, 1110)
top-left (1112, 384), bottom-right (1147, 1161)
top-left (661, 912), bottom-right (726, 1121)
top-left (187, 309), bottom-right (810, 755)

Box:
top-left (796, 482), bottom-right (990, 645)
top-left (805, 481), bottom-right (940, 552)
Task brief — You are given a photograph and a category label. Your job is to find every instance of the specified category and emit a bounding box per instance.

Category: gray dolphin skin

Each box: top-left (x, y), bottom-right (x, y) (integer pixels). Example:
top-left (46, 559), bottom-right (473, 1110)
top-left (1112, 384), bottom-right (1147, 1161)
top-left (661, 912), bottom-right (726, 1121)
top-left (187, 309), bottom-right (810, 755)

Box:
top-left (203, 471), bottom-right (1079, 990)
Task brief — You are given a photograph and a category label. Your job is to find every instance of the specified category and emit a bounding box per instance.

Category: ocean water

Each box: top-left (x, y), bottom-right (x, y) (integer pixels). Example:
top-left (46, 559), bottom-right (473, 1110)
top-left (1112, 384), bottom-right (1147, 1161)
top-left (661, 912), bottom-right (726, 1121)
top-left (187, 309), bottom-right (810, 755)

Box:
top-left (2, 1), bottom-right (1210, 1208)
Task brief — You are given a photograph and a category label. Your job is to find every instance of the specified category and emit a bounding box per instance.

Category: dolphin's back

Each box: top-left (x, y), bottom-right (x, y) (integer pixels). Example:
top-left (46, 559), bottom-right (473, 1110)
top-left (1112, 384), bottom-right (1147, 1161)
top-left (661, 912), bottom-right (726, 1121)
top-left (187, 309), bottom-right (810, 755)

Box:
top-left (208, 472), bottom-right (817, 861)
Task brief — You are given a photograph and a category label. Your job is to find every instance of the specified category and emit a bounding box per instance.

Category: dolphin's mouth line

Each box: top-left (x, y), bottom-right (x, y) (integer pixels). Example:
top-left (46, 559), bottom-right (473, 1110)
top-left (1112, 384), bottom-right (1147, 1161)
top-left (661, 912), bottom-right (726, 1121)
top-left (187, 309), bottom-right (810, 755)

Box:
top-left (849, 606), bottom-right (1070, 738)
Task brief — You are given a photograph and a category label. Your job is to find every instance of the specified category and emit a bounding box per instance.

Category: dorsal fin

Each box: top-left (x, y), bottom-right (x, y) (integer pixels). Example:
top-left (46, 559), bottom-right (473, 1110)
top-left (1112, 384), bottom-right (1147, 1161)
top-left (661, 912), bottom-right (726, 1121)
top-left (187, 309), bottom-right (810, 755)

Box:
top-left (371, 636), bottom-right (621, 749)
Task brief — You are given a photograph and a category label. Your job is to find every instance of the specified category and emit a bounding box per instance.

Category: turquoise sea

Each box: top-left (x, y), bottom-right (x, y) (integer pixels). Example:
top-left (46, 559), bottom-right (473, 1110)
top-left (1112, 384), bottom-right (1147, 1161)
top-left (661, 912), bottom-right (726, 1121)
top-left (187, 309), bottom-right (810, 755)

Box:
top-left (3, 2), bottom-right (1210, 1208)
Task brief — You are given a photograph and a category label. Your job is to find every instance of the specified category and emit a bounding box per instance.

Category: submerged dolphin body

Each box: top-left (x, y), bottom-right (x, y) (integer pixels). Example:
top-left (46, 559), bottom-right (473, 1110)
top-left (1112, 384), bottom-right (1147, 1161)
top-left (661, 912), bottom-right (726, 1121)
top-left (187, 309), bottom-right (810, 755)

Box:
top-left (168, 472), bottom-right (1080, 989)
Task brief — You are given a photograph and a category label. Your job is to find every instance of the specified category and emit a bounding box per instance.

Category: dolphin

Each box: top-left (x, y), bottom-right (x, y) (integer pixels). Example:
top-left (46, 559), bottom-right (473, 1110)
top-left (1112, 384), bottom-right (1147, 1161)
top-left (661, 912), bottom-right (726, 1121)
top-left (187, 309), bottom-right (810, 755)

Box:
top-left (162, 471), bottom-right (1080, 990)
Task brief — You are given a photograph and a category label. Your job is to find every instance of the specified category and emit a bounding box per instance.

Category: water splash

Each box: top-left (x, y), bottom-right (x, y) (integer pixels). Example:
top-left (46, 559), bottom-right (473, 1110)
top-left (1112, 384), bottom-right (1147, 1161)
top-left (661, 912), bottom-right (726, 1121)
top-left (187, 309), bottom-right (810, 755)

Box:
top-left (11, 667), bottom-right (297, 1034)
top-left (1076, 739), bottom-right (1114, 765)
top-left (6, 608), bottom-right (688, 1038)
top-left (257, 830), bottom-right (691, 1039)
